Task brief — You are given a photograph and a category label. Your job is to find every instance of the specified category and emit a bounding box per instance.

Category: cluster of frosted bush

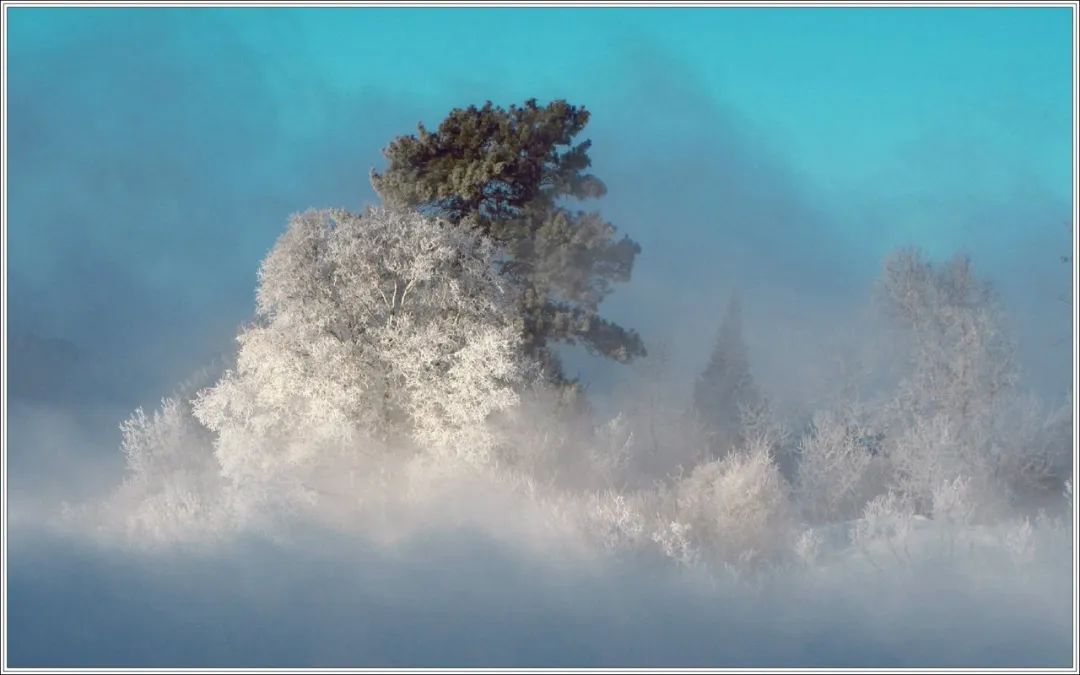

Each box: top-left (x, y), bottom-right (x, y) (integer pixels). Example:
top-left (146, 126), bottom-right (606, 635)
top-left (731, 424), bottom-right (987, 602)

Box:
top-left (86, 206), bottom-right (1072, 572)
top-left (570, 250), bottom-right (1071, 570)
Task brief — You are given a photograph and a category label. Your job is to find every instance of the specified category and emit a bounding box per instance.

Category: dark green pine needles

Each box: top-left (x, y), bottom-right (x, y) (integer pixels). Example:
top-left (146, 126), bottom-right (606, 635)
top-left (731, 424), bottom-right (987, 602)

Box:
top-left (372, 98), bottom-right (645, 383)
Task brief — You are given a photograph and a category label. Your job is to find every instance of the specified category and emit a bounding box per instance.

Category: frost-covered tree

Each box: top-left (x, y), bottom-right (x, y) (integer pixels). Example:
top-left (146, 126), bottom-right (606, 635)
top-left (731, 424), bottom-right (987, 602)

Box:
top-left (879, 249), bottom-right (1016, 427)
top-left (876, 249), bottom-right (1020, 515)
top-left (693, 293), bottom-right (764, 456)
top-left (192, 206), bottom-right (526, 493)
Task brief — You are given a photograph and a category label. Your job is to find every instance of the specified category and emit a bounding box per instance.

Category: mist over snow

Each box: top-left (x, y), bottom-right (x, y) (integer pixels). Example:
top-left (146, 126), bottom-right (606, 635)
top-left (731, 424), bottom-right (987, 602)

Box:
top-left (7, 519), bottom-right (1073, 668)
top-left (4, 6), bottom-right (1075, 669)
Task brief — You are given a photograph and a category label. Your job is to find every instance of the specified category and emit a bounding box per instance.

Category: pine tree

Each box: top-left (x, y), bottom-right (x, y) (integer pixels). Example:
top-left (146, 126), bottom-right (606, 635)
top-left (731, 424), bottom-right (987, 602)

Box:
top-left (693, 293), bottom-right (763, 455)
top-left (371, 98), bottom-right (645, 383)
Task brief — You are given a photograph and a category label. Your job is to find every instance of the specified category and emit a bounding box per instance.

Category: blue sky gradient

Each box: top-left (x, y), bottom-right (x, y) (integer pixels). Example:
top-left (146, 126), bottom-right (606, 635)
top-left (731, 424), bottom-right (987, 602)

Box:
top-left (6, 7), bottom-right (1073, 410)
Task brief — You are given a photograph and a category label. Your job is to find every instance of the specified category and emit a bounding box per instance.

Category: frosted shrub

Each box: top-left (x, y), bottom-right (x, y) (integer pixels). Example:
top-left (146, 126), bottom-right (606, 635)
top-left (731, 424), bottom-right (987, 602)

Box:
top-left (123, 480), bottom-right (228, 545)
top-left (794, 528), bottom-right (824, 566)
top-left (652, 520), bottom-right (698, 566)
top-left (888, 414), bottom-right (967, 514)
top-left (795, 408), bottom-right (884, 523)
top-left (667, 441), bottom-right (794, 566)
top-left (851, 491), bottom-right (917, 563)
top-left (121, 397), bottom-right (215, 486)
top-left (931, 475), bottom-right (975, 526)
top-left (991, 393), bottom-right (1073, 505)
top-left (113, 396), bottom-right (228, 543)
top-left (583, 490), bottom-right (648, 551)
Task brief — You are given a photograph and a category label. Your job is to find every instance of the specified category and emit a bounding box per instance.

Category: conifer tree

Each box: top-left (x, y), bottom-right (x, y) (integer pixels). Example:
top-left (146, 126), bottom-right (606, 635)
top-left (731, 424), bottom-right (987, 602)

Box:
top-left (371, 98), bottom-right (645, 382)
top-left (693, 293), bottom-right (763, 455)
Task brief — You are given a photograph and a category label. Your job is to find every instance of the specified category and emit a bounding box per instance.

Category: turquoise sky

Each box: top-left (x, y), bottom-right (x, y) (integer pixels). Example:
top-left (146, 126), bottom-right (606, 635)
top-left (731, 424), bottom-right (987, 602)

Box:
top-left (5, 6), bottom-right (1075, 406)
